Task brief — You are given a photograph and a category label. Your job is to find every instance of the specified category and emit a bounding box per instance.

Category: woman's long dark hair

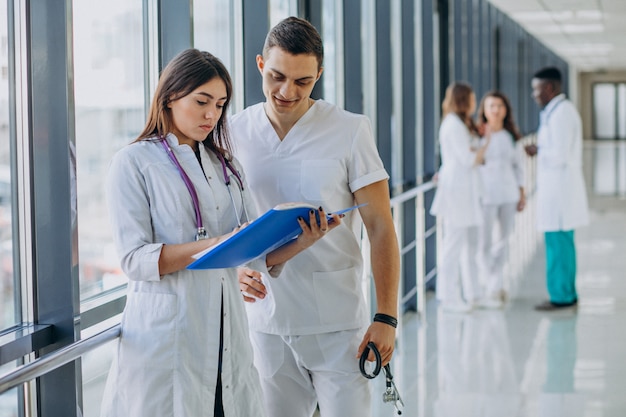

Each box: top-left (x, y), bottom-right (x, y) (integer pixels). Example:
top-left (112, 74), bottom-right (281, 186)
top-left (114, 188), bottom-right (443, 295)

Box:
top-left (135, 48), bottom-right (234, 157)
top-left (442, 82), bottom-right (478, 135)
top-left (477, 90), bottom-right (522, 141)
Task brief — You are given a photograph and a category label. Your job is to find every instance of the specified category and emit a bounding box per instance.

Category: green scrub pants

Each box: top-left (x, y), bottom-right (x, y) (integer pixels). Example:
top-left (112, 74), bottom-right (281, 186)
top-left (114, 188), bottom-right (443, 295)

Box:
top-left (544, 230), bottom-right (577, 304)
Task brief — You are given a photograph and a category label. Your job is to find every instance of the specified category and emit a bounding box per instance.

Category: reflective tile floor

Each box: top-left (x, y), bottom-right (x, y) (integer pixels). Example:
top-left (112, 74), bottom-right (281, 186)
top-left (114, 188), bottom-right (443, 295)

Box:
top-left (372, 143), bottom-right (626, 417)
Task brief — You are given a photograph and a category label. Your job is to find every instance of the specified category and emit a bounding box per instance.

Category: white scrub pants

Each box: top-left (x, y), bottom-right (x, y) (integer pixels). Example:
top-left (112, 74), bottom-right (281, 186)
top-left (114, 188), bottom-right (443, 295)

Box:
top-left (437, 221), bottom-right (481, 304)
top-left (249, 328), bottom-right (371, 417)
top-left (479, 202), bottom-right (517, 296)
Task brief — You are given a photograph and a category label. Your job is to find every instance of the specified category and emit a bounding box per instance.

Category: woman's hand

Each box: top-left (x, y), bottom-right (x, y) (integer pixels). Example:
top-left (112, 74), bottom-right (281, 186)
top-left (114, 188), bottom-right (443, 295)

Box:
top-left (524, 144), bottom-right (538, 156)
top-left (238, 267), bottom-right (266, 303)
top-left (473, 130), bottom-right (491, 166)
top-left (294, 207), bottom-right (343, 250)
top-left (474, 145), bottom-right (488, 165)
top-left (517, 188), bottom-right (526, 212)
top-left (265, 207), bottom-right (344, 267)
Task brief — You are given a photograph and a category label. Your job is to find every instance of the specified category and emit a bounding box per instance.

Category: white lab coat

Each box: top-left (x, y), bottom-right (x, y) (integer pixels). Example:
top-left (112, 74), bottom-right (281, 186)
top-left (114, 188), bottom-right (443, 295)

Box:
top-left (100, 134), bottom-right (267, 417)
top-left (430, 113), bottom-right (483, 227)
top-left (536, 95), bottom-right (589, 231)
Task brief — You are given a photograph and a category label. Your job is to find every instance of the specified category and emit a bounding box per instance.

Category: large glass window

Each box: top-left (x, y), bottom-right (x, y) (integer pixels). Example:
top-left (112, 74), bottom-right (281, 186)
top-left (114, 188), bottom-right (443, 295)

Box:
top-left (72, 0), bottom-right (145, 301)
top-left (269, 0), bottom-right (296, 25)
top-left (0, 0), bottom-right (17, 330)
top-left (321, 0), bottom-right (342, 106)
top-left (81, 337), bottom-right (117, 417)
top-left (73, 1), bottom-right (146, 414)
top-left (193, 0), bottom-right (234, 70)
top-left (0, 387), bottom-right (18, 417)
top-left (192, 0), bottom-right (242, 110)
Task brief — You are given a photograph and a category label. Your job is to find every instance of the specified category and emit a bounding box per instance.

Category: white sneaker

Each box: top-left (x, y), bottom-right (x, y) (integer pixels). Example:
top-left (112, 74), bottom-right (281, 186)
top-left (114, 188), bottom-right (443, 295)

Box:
top-left (475, 297), bottom-right (503, 309)
top-left (441, 301), bottom-right (473, 314)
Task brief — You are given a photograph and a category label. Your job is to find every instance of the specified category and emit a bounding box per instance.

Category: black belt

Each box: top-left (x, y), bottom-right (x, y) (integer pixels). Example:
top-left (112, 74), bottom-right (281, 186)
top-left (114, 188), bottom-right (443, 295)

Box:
top-left (359, 341), bottom-right (404, 415)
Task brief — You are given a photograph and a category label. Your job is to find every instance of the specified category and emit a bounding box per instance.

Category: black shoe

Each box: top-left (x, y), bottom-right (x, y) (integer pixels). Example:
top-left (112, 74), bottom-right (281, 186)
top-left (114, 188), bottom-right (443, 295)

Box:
top-left (534, 300), bottom-right (578, 311)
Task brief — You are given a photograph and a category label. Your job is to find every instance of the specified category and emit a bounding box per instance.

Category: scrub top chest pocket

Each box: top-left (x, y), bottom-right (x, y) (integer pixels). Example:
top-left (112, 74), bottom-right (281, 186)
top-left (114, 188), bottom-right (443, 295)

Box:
top-left (299, 159), bottom-right (345, 203)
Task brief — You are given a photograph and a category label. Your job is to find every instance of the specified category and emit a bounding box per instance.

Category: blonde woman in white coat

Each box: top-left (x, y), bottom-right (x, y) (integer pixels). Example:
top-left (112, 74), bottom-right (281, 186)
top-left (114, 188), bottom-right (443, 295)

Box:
top-left (475, 91), bottom-right (526, 308)
top-left (101, 49), bottom-right (340, 417)
top-left (430, 82), bottom-right (488, 313)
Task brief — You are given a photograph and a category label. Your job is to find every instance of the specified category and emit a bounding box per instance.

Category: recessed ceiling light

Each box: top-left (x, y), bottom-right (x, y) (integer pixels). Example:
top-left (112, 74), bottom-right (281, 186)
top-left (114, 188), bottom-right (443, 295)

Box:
top-left (576, 10), bottom-right (603, 20)
top-left (511, 11), bottom-right (553, 21)
top-left (561, 24), bottom-right (604, 33)
top-left (512, 10), bottom-right (604, 22)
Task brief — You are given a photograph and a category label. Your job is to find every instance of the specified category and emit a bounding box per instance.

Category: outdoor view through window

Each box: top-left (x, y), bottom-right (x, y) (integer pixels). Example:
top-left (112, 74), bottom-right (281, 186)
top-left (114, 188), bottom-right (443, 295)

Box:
top-left (0, 0), bottom-right (15, 331)
top-left (73, 0), bottom-right (144, 301)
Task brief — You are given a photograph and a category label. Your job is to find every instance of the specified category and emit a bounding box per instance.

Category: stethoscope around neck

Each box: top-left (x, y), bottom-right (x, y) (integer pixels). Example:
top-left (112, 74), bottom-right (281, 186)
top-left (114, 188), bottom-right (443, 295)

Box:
top-left (159, 136), bottom-right (249, 241)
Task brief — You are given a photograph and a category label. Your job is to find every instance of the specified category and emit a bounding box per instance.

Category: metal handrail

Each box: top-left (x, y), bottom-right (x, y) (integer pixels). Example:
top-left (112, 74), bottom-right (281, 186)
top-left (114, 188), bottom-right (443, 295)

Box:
top-left (390, 181), bottom-right (435, 206)
top-left (386, 180), bottom-right (436, 316)
top-left (0, 324), bottom-right (121, 394)
top-left (0, 182), bottom-right (439, 396)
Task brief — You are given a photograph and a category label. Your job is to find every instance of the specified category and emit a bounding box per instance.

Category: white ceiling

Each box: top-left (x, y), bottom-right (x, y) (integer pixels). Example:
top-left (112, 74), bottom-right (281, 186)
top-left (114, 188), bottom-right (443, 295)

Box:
top-left (488, 0), bottom-right (626, 71)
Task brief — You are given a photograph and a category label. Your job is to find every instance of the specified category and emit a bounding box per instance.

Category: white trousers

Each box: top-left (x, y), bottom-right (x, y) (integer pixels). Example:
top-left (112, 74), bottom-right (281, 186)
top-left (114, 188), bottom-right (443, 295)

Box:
top-left (249, 328), bottom-right (371, 417)
top-left (437, 221), bottom-right (481, 303)
top-left (479, 203), bottom-right (517, 295)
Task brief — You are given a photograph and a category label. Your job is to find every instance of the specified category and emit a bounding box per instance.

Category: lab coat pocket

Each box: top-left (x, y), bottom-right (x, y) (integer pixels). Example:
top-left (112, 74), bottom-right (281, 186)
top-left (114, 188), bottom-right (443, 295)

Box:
top-left (300, 159), bottom-right (344, 202)
top-left (119, 291), bottom-right (178, 368)
top-left (313, 267), bottom-right (360, 325)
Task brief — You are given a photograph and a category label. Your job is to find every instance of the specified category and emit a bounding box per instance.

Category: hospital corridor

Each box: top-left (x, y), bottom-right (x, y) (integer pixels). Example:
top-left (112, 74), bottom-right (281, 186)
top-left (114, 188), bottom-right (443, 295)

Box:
top-left (370, 141), bottom-right (626, 417)
top-left (2, 0), bottom-right (626, 416)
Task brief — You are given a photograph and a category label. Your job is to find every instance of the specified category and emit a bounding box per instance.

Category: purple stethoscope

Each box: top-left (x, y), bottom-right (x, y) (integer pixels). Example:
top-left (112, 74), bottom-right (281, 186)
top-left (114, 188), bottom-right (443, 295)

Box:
top-left (159, 137), bottom-right (249, 241)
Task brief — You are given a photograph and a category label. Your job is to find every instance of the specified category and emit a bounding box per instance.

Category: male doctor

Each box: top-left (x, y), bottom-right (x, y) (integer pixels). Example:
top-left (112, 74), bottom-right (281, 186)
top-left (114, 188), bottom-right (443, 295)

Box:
top-left (525, 66), bottom-right (589, 311)
top-left (231, 16), bottom-right (400, 417)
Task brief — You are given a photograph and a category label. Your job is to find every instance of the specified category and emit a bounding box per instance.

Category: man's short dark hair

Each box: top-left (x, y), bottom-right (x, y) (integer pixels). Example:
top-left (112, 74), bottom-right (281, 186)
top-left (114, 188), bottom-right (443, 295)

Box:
top-left (263, 16), bottom-right (324, 69)
top-left (533, 66), bottom-right (562, 82)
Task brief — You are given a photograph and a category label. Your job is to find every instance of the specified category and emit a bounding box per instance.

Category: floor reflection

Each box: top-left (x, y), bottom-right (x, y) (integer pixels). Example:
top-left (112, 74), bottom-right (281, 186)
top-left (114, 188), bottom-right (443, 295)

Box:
top-left (534, 315), bottom-right (585, 417)
top-left (434, 310), bottom-right (519, 417)
top-left (589, 141), bottom-right (626, 197)
top-left (371, 141), bottom-right (626, 417)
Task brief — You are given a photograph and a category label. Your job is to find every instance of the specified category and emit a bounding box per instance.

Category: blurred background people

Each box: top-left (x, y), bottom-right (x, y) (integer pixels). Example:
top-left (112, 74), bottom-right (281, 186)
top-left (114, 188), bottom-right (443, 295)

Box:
top-left (475, 91), bottom-right (526, 308)
top-left (430, 82), bottom-right (488, 313)
top-left (525, 66), bottom-right (589, 311)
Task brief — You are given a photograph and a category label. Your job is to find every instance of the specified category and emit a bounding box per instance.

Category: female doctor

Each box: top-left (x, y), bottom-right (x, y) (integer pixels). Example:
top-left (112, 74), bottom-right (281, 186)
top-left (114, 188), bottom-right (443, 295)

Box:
top-left (100, 49), bottom-right (340, 417)
top-left (430, 82), bottom-right (488, 313)
top-left (475, 91), bottom-right (526, 307)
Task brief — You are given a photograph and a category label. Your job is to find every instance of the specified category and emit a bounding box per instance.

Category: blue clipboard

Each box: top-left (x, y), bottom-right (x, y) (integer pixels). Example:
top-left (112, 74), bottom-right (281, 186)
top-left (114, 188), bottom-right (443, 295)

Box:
top-left (187, 202), bottom-right (367, 270)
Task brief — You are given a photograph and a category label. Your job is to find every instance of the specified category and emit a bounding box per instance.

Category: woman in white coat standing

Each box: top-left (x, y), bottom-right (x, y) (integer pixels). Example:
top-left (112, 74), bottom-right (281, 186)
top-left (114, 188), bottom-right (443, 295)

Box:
top-left (100, 49), bottom-right (339, 417)
top-left (430, 82), bottom-right (488, 313)
top-left (475, 91), bottom-right (526, 308)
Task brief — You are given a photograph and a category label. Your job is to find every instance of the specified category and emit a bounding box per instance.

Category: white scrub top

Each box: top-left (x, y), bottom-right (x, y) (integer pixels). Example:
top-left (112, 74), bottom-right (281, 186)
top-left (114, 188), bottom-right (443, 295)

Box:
top-left (535, 94), bottom-right (589, 231)
top-left (430, 113), bottom-right (483, 227)
top-left (100, 133), bottom-right (267, 417)
top-left (478, 129), bottom-right (525, 205)
top-left (230, 100), bottom-right (389, 335)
